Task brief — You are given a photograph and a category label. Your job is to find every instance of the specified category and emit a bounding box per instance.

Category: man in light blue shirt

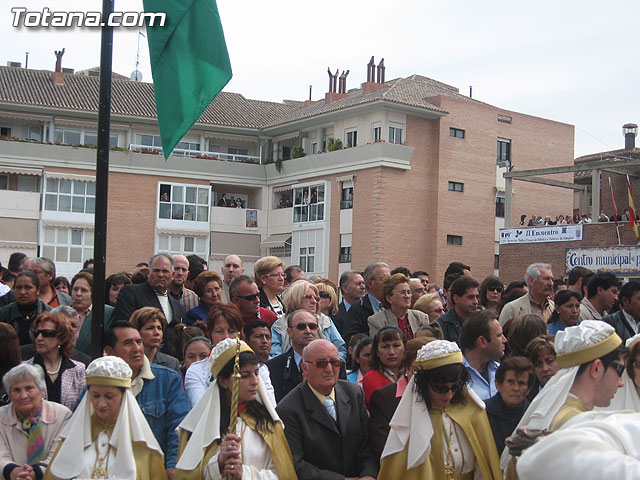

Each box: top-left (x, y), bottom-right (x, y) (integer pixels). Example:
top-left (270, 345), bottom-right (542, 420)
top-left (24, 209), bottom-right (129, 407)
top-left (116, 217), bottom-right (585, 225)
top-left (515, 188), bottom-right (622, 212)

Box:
top-left (460, 309), bottom-right (507, 400)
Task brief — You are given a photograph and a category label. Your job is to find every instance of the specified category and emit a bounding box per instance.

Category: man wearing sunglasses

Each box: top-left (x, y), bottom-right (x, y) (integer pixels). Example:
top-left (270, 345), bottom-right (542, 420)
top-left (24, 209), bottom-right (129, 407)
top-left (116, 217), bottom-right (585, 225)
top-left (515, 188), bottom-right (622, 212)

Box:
top-left (229, 275), bottom-right (277, 328)
top-left (501, 320), bottom-right (626, 472)
top-left (276, 339), bottom-right (378, 480)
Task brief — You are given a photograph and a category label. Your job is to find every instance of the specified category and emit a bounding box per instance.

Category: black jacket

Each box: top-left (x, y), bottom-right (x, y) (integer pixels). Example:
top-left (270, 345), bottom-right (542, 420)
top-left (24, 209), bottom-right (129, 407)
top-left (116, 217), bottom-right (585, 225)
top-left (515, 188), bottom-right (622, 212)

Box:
top-left (602, 310), bottom-right (637, 345)
top-left (437, 307), bottom-right (464, 344)
top-left (0, 300), bottom-right (51, 345)
top-left (343, 295), bottom-right (374, 345)
top-left (485, 392), bottom-right (529, 455)
top-left (266, 348), bottom-right (302, 403)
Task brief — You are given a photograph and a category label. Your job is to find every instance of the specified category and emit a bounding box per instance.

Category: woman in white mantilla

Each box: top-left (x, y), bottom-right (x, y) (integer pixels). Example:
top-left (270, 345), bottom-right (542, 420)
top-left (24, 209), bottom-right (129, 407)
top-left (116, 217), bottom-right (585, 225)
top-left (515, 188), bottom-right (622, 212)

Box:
top-left (44, 356), bottom-right (166, 480)
top-left (175, 338), bottom-right (296, 480)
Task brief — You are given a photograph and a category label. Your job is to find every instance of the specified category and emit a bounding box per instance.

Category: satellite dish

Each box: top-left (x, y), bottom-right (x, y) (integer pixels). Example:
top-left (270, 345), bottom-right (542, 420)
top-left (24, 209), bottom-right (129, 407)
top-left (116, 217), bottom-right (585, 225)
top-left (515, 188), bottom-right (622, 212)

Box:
top-left (130, 70), bottom-right (142, 81)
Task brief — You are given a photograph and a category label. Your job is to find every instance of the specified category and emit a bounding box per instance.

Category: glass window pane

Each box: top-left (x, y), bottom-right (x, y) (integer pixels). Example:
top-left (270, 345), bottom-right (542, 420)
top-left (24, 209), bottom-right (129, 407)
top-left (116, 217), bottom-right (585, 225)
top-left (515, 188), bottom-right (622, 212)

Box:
top-left (171, 204), bottom-right (183, 220)
top-left (46, 178), bottom-right (58, 193)
top-left (301, 205), bottom-right (308, 222)
top-left (317, 185), bottom-right (324, 201)
top-left (42, 245), bottom-right (55, 259)
top-left (138, 134), bottom-right (153, 146)
top-left (73, 181), bottom-right (86, 195)
top-left (170, 236), bottom-right (181, 251)
top-left (299, 257), bottom-right (306, 272)
top-left (196, 237), bottom-right (206, 252)
top-left (72, 196), bottom-right (85, 213)
top-left (159, 203), bottom-right (171, 219)
top-left (185, 187), bottom-right (196, 204)
top-left (53, 128), bottom-right (64, 143)
top-left (198, 188), bottom-right (209, 205)
top-left (197, 206), bottom-right (208, 222)
top-left (184, 205), bottom-right (196, 221)
top-left (83, 248), bottom-right (93, 262)
top-left (44, 194), bottom-right (57, 211)
top-left (69, 248), bottom-right (82, 263)
top-left (44, 227), bottom-right (55, 243)
top-left (56, 246), bottom-right (68, 262)
top-left (309, 247), bottom-right (315, 254)
top-left (71, 229), bottom-right (83, 245)
top-left (85, 197), bottom-right (95, 214)
top-left (56, 228), bottom-right (68, 243)
top-left (158, 234), bottom-right (169, 250)
top-left (86, 182), bottom-right (96, 196)
top-left (184, 237), bottom-right (194, 252)
top-left (84, 131), bottom-right (97, 146)
top-left (109, 134), bottom-right (118, 147)
top-left (59, 195), bottom-right (71, 212)
top-left (59, 179), bottom-right (72, 194)
top-left (294, 206), bottom-right (301, 223)
top-left (17, 176), bottom-right (37, 192)
top-left (172, 186), bottom-right (183, 203)
top-left (308, 257), bottom-right (314, 272)
top-left (300, 247), bottom-right (307, 255)
top-left (317, 205), bottom-right (324, 221)
top-left (85, 232), bottom-right (93, 247)
top-left (309, 204), bottom-right (317, 221)
top-left (65, 130), bottom-right (81, 144)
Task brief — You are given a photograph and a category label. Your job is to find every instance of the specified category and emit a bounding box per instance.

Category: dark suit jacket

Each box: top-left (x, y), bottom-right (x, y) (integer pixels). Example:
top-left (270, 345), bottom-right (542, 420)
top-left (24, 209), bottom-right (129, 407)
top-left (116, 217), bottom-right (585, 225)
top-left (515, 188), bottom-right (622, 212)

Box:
top-left (343, 295), bottom-right (375, 345)
top-left (602, 310), bottom-right (637, 345)
top-left (276, 380), bottom-right (379, 480)
top-left (112, 281), bottom-right (186, 358)
top-left (266, 348), bottom-right (302, 403)
top-left (333, 299), bottom-right (362, 337)
top-left (368, 382), bottom-right (401, 461)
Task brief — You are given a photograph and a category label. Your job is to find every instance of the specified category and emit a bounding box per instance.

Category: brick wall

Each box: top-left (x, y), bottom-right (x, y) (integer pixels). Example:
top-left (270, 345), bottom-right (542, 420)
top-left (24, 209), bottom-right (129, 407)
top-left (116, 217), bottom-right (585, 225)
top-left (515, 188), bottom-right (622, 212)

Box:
top-left (499, 222), bottom-right (638, 284)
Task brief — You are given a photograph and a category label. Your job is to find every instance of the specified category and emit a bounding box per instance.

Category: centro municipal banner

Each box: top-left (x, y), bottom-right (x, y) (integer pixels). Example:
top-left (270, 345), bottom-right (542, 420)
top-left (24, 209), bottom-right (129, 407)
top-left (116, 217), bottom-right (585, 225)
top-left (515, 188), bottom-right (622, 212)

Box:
top-left (499, 225), bottom-right (583, 245)
top-left (565, 246), bottom-right (640, 274)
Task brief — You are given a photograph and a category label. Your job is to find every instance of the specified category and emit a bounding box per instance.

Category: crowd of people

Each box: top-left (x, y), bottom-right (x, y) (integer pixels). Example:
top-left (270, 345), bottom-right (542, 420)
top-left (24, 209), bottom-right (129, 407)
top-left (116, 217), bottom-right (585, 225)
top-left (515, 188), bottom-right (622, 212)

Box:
top-left (521, 207), bottom-right (638, 227)
top-left (1, 250), bottom-right (640, 479)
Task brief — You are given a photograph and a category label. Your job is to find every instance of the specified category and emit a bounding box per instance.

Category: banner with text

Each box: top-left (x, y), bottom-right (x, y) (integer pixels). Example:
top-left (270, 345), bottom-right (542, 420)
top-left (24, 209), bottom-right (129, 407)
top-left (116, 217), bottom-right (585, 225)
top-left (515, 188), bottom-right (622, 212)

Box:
top-left (500, 225), bottom-right (583, 245)
top-left (565, 246), bottom-right (640, 274)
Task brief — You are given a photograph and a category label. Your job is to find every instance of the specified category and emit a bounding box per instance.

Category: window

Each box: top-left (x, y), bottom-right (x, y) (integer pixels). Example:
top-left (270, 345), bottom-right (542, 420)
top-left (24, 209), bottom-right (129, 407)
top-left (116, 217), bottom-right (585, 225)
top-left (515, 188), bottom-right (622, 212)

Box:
top-left (389, 126), bottom-right (403, 144)
top-left (293, 184), bottom-right (325, 223)
top-left (228, 147), bottom-right (249, 157)
top-left (282, 147), bottom-right (291, 160)
top-left (339, 246), bottom-right (352, 263)
top-left (447, 235), bottom-right (462, 246)
top-left (448, 181), bottom-right (464, 193)
top-left (158, 183), bottom-right (209, 222)
top-left (495, 197), bottom-right (505, 218)
top-left (299, 247), bottom-right (315, 272)
top-left (312, 142), bottom-right (317, 154)
top-left (41, 226), bottom-right (93, 264)
top-left (176, 140), bottom-right (201, 153)
top-left (345, 129), bottom-right (357, 148)
top-left (373, 126), bottom-right (382, 142)
top-left (27, 125), bottom-right (42, 142)
top-left (136, 134), bottom-right (162, 147)
top-left (53, 128), bottom-right (81, 145)
top-left (341, 187), bottom-right (353, 209)
top-left (157, 233), bottom-right (208, 257)
top-left (270, 244), bottom-right (291, 258)
top-left (450, 128), bottom-right (465, 139)
top-left (498, 115), bottom-right (512, 124)
top-left (0, 174), bottom-right (8, 190)
top-left (1, 127), bottom-right (11, 136)
top-left (498, 139), bottom-right (511, 164)
top-left (17, 175), bottom-right (38, 192)
top-left (45, 178), bottom-right (95, 213)
top-left (83, 131), bottom-right (119, 147)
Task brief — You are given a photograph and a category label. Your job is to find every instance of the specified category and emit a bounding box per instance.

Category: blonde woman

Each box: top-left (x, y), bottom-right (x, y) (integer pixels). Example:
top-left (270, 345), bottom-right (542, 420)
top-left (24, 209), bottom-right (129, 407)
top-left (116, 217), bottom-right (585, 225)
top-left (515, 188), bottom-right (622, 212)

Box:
top-left (254, 257), bottom-right (286, 319)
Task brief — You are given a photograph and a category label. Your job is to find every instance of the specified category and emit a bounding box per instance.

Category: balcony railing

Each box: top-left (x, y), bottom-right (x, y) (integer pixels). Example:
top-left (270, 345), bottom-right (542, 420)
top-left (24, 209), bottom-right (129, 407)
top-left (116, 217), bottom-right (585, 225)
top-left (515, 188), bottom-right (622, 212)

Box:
top-left (129, 144), bottom-right (260, 164)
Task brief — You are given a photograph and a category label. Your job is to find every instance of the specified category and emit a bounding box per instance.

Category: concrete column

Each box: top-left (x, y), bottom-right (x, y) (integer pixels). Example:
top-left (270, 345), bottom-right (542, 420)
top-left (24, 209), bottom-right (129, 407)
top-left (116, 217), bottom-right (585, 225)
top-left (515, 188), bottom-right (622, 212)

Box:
top-left (316, 128), bottom-right (324, 151)
top-left (581, 186), bottom-right (590, 216)
top-left (48, 119), bottom-right (55, 142)
top-left (199, 133), bottom-right (205, 152)
top-left (591, 169), bottom-right (600, 220)
top-left (505, 177), bottom-right (513, 227)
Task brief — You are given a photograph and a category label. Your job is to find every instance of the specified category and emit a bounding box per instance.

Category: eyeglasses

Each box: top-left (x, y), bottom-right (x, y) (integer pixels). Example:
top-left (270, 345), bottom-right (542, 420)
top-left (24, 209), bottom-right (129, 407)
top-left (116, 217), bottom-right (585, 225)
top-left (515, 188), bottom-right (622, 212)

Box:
top-left (318, 291), bottom-right (331, 299)
top-left (394, 290), bottom-right (412, 296)
top-left (265, 273), bottom-right (285, 278)
top-left (487, 286), bottom-right (504, 293)
top-left (303, 294), bottom-right (319, 302)
top-left (603, 360), bottom-right (625, 377)
top-left (428, 307), bottom-right (445, 314)
top-left (304, 359), bottom-right (341, 369)
top-left (33, 329), bottom-right (57, 338)
top-left (428, 380), bottom-right (464, 394)
top-left (293, 322), bottom-right (319, 331)
top-left (235, 293), bottom-right (259, 301)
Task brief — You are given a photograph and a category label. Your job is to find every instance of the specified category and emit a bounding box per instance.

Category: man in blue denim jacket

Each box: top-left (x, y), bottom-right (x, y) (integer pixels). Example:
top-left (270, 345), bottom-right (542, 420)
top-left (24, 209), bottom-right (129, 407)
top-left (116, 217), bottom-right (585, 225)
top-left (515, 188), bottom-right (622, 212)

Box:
top-left (105, 320), bottom-right (190, 479)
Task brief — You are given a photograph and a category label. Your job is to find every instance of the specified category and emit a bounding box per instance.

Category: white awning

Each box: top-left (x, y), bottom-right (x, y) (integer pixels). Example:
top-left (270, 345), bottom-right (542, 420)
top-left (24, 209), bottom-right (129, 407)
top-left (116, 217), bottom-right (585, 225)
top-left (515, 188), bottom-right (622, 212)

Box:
top-left (261, 233), bottom-right (291, 248)
top-left (0, 166), bottom-right (42, 176)
top-left (336, 174), bottom-right (355, 183)
top-left (41, 220), bottom-right (94, 230)
top-left (45, 171), bottom-right (96, 181)
top-left (273, 184), bottom-right (293, 193)
top-left (156, 229), bottom-right (209, 237)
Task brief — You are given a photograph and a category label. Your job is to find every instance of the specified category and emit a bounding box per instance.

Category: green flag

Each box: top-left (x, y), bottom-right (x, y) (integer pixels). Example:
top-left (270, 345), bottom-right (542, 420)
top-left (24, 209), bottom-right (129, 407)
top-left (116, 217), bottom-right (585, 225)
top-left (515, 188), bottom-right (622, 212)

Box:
top-left (143, 0), bottom-right (232, 160)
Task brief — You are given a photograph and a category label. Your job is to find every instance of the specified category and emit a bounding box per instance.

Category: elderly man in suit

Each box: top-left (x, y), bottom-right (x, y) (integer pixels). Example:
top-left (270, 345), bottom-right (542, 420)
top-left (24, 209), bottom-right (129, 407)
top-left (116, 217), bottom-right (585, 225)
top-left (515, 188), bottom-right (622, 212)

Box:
top-left (113, 253), bottom-right (186, 358)
top-left (343, 262), bottom-right (389, 344)
top-left (333, 270), bottom-right (367, 336)
top-left (499, 263), bottom-right (555, 326)
top-left (276, 339), bottom-right (378, 480)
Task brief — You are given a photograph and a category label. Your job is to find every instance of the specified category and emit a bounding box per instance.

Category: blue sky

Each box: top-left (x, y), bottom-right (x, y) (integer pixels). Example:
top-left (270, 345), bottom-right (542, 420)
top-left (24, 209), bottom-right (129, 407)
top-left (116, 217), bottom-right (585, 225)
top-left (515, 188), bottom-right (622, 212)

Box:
top-left (3, 0), bottom-right (638, 157)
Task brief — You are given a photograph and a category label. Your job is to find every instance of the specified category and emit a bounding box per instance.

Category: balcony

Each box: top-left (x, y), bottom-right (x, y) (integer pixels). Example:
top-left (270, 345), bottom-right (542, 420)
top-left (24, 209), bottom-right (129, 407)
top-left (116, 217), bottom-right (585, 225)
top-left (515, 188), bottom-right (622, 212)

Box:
top-left (128, 144), bottom-right (261, 164)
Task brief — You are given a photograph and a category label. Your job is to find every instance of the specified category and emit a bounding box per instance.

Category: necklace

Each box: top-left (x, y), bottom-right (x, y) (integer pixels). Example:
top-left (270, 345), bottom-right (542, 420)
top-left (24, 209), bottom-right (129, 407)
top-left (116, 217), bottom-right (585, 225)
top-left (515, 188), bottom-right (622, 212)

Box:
top-left (443, 413), bottom-right (465, 480)
top-left (45, 357), bottom-right (62, 376)
top-left (91, 430), bottom-right (111, 478)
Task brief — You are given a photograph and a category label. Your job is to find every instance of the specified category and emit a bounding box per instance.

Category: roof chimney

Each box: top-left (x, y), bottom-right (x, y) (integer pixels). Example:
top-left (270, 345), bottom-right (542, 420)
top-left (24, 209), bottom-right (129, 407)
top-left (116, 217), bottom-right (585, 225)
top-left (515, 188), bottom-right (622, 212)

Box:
top-left (361, 56), bottom-right (389, 95)
top-left (325, 67), bottom-right (348, 104)
top-left (623, 123), bottom-right (638, 150)
top-left (52, 48), bottom-right (65, 86)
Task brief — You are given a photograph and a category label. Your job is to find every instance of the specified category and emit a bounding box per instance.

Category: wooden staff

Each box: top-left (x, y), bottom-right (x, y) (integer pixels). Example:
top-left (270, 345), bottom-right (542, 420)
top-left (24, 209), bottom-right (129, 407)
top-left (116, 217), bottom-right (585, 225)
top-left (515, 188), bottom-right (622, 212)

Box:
top-left (227, 337), bottom-right (242, 480)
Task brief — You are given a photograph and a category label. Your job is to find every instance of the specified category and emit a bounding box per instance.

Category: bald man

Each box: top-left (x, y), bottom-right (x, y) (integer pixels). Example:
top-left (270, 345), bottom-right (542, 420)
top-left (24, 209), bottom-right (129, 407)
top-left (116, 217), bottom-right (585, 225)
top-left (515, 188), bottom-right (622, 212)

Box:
top-left (220, 254), bottom-right (244, 303)
top-left (276, 339), bottom-right (378, 479)
top-left (169, 254), bottom-right (198, 312)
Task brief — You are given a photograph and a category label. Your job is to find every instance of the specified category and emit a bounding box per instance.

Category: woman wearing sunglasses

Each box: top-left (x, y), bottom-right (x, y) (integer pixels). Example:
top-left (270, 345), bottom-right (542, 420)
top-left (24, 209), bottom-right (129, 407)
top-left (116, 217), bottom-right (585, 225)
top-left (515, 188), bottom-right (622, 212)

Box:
top-left (270, 280), bottom-right (346, 362)
top-left (379, 340), bottom-right (502, 479)
top-left (480, 276), bottom-right (504, 313)
top-left (24, 312), bottom-right (86, 411)
top-left (413, 293), bottom-right (445, 324)
top-left (608, 333), bottom-right (640, 411)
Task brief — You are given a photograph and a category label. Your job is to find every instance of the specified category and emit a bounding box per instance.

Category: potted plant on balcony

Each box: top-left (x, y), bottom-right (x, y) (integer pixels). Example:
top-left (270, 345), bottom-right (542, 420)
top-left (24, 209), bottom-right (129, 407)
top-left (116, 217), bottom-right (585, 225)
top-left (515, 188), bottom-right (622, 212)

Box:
top-left (291, 146), bottom-right (305, 158)
top-left (327, 137), bottom-right (342, 151)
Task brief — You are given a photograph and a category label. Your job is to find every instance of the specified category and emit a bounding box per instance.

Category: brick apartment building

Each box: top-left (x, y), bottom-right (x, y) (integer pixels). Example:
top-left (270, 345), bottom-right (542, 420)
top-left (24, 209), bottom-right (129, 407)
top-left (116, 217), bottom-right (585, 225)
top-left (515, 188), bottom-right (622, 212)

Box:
top-left (0, 58), bottom-right (574, 283)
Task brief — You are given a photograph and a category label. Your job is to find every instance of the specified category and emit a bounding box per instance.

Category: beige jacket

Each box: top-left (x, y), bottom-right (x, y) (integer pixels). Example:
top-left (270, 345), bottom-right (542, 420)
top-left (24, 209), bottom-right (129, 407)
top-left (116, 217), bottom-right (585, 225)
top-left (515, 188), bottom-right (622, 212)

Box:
top-left (367, 309), bottom-right (430, 337)
top-left (0, 400), bottom-right (71, 472)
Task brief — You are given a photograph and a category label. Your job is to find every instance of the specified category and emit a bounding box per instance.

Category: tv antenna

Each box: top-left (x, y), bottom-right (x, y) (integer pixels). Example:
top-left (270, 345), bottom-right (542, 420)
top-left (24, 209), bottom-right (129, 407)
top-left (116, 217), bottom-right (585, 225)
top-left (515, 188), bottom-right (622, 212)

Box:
top-left (131, 29), bottom-right (145, 81)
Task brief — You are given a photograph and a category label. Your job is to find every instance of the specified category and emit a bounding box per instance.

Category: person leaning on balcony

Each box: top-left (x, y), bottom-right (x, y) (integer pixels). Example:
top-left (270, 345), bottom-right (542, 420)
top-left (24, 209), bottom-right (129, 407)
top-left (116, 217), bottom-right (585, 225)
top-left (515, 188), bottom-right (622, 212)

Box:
top-left (254, 256), bottom-right (286, 319)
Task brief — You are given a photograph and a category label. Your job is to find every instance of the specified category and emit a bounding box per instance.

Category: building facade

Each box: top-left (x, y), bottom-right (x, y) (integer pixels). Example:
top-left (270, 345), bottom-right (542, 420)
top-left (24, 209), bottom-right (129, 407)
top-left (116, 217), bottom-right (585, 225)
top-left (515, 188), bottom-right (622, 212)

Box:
top-left (0, 61), bottom-right (574, 282)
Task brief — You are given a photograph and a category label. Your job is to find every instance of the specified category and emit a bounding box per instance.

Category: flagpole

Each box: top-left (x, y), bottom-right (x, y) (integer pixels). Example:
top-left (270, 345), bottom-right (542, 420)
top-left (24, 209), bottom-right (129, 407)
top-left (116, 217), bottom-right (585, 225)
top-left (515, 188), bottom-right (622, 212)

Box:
top-left (608, 177), bottom-right (621, 246)
top-left (91, 0), bottom-right (114, 359)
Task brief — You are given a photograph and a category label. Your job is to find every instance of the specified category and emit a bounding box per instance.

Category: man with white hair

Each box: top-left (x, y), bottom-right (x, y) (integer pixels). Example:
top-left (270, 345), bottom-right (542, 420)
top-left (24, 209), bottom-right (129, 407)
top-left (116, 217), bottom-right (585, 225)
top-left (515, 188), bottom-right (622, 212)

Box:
top-left (500, 320), bottom-right (625, 472)
top-left (499, 263), bottom-right (555, 326)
